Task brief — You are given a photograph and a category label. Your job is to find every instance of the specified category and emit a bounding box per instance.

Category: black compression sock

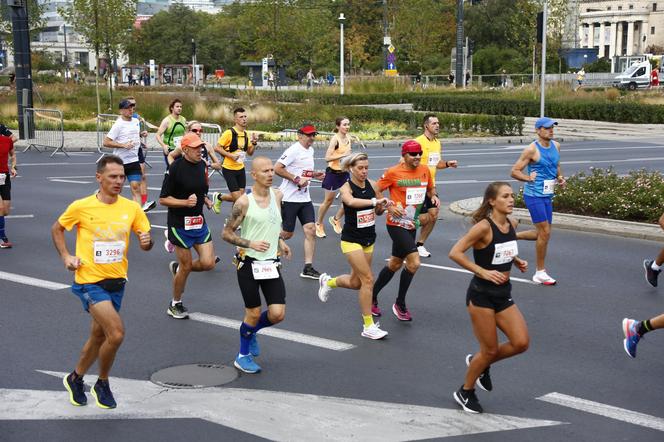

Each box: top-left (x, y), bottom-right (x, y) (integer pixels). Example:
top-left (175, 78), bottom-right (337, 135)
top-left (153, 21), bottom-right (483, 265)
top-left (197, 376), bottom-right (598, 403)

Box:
top-left (372, 266), bottom-right (395, 303)
top-left (416, 242), bottom-right (424, 247)
top-left (637, 320), bottom-right (653, 336)
top-left (396, 268), bottom-right (415, 308)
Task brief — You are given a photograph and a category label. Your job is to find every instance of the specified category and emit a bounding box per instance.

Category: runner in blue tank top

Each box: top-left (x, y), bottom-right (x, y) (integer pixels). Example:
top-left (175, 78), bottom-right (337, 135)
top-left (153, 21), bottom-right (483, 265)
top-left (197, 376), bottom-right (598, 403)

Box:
top-left (510, 117), bottom-right (565, 285)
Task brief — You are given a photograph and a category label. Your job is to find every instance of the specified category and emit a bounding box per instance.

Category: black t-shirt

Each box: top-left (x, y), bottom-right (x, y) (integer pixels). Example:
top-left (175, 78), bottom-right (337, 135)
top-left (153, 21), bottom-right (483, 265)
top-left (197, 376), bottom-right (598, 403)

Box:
top-left (160, 157), bottom-right (209, 228)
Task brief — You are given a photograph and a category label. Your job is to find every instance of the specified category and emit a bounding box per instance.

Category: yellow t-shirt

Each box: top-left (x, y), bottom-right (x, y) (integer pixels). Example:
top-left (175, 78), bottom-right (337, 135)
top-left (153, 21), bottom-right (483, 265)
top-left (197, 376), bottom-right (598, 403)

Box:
top-left (415, 134), bottom-right (442, 179)
top-left (218, 128), bottom-right (250, 171)
top-left (327, 134), bottom-right (352, 171)
top-left (58, 194), bottom-right (151, 284)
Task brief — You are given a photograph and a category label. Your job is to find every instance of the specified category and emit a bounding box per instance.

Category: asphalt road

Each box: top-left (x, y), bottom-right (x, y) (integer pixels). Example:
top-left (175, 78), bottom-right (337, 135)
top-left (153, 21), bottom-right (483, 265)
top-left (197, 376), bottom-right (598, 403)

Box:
top-left (2, 137), bottom-right (664, 441)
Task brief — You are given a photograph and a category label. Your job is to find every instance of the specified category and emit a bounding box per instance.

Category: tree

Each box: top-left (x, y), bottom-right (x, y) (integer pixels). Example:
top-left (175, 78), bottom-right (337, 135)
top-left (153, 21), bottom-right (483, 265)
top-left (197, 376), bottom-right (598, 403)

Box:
top-left (0, 0), bottom-right (45, 46)
top-left (59, 0), bottom-right (138, 112)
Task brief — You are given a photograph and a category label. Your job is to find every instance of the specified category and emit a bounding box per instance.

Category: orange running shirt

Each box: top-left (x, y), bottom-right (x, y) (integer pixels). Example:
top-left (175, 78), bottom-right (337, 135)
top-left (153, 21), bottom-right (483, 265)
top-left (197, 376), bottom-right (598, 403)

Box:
top-left (376, 163), bottom-right (433, 230)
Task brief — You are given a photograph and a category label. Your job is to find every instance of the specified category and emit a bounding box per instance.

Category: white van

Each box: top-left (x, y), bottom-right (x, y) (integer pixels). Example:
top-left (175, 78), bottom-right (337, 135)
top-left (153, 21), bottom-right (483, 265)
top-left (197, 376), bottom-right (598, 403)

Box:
top-left (614, 60), bottom-right (651, 89)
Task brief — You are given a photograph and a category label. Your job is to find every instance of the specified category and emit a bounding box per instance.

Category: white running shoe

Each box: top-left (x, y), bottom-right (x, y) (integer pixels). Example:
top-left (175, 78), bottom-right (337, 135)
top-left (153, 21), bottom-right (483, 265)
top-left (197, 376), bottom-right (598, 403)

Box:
top-left (532, 271), bottom-right (556, 285)
top-left (361, 323), bottom-right (388, 340)
top-left (318, 273), bottom-right (332, 302)
top-left (417, 245), bottom-right (431, 258)
top-left (142, 200), bottom-right (157, 212)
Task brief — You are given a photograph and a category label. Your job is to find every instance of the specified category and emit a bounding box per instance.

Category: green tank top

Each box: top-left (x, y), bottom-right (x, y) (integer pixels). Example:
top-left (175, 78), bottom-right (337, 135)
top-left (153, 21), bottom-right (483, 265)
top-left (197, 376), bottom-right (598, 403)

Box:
top-left (241, 188), bottom-right (282, 260)
top-left (165, 115), bottom-right (187, 150)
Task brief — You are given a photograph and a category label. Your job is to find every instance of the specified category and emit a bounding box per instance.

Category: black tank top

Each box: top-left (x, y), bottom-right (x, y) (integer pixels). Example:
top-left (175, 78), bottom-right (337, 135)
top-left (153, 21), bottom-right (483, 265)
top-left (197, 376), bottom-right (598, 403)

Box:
top-left (472, 218), bottom-right (517, 272)
top-left (341, 180), bottom-right (377, 247)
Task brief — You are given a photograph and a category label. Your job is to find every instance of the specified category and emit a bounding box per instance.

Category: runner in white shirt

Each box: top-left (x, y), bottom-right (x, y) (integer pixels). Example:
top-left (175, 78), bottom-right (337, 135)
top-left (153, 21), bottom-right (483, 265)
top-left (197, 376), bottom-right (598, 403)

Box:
top-left (274, 125), bottom-right (326, 279)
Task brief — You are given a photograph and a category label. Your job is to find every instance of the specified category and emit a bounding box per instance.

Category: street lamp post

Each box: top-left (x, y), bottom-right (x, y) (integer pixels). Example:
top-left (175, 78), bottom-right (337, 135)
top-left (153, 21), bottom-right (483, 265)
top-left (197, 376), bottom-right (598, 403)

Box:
top-left (339, 13), bottom-right (345, 95)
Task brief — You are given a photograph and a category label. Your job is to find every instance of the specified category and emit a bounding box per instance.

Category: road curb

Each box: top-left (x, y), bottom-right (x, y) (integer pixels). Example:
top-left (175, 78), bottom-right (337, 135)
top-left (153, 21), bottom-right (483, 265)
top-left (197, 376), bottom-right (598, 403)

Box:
top-left (449, 197), bottom-right (664, 242)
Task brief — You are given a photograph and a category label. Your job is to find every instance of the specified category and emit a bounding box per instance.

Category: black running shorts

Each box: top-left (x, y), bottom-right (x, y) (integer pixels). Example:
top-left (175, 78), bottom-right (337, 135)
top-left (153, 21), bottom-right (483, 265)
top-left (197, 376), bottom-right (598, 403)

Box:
top-left (236, 258), bottom-right (287, 309)
top-left (281, 201), bottom-right (315, 232)
top-left (0, 175), bottom-right (10, 200)
top-left (466, 277), bottom-right (514, 313)
top-left (387, 225), bottom-right (418, 259)
top-left (222, 167), bottom-right (247, 192)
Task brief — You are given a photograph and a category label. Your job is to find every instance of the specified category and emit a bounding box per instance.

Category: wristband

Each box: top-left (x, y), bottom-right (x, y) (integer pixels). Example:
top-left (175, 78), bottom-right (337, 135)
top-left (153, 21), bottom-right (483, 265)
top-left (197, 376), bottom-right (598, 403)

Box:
top-left (445, 161), bottom-right (449, 167)
top-left (371, 197), bottom-right (377, 207)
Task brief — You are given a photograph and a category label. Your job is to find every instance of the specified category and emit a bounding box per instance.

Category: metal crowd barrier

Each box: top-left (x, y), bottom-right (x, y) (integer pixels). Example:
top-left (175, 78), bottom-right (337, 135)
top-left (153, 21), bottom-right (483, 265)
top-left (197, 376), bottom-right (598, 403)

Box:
top-left (199, 122), bottom-right (223, 179)
top-left (21, 108), bottom-right (66, 157)
top-left (96, 113), bottom-right (120, 163)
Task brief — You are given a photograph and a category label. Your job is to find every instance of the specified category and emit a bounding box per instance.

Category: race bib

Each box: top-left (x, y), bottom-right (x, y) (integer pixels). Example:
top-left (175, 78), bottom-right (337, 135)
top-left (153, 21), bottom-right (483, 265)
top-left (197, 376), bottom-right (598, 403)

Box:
top-left (542, 179), bottom-right (556, 195)
top-left (428, 153), bottom-right (440, 167)
top-left (492, 240), bottom-right (518, 265)
top-left (356, 209), bottom-right (375, 228)
top-left (0, 173), bottom-right (5, 186)
top-left (173, 136), bottom-right (183, 149)
top-left (251, 260), bottom-right (279, 280)
top-left (184, 215), bottom-right (204, 230)
top-left (94, 240), bottom-right (125, 264)
top-left (236, 151), bottom-right (246, 164)
top-left (405, 186), bottom-right (427, 205)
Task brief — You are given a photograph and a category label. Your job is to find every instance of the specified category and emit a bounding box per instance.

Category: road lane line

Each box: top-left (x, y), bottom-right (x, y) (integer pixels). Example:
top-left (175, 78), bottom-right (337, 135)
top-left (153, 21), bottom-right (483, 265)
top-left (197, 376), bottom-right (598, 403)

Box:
top-left (416, 262), bottom-right (537, 285)
top-left (50, 179), bottom-right (92, 184)
top-left (0, 271), bottom-right (70, 290)
top-left (189, 312), bottom-right (356, 351)
top-left (537, 392), bottom-right (664, 432)
top-left (6, 214), bottom-right (34, 219)
top-left (151, 224), bottom-right (167, 229)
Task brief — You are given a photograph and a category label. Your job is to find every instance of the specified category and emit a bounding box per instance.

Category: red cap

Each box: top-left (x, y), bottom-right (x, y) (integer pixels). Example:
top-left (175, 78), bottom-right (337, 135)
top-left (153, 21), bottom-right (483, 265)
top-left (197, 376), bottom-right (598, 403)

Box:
top-left (298, 125), bottom-right (318, 135)
top-left (181, 133), bottom-right (205, 148)
top-left (401, 139), bottom-right (422, 155)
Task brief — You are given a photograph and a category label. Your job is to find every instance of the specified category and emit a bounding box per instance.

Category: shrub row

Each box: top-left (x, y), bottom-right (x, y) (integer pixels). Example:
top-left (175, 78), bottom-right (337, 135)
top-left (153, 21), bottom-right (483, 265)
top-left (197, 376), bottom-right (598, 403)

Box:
top-left (515, 167), bottom-right (664, 223)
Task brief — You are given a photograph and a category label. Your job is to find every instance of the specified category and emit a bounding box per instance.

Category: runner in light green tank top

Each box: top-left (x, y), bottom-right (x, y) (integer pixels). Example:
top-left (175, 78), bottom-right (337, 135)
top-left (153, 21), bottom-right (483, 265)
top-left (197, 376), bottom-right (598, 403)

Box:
top-left (241, 188), bottom-right (282, 261)
top-left (156, 99), bottom-right (187, 167)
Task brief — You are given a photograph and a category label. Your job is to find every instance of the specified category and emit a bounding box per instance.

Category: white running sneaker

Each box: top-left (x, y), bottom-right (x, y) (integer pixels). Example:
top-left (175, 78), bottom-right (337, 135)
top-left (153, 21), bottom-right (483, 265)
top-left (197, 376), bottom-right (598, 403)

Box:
top-left (417, 245), bottom-right (431, 258)
top-left (361, 323), bottom-right (388, 340)
top-left (318, 273), bottom-right (332, 302)
top-left (532, 270), bottom-right (556, 285)
top-left (142, 200), bottom-right (157, 212)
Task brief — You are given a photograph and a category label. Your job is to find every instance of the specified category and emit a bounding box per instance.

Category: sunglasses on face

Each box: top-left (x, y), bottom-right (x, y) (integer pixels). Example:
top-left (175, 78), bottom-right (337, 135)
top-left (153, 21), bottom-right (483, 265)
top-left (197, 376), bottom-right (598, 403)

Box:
top-left (406, 152), bottom-right (423, 157)
top-left (191, 129), bottom-right (202, 134)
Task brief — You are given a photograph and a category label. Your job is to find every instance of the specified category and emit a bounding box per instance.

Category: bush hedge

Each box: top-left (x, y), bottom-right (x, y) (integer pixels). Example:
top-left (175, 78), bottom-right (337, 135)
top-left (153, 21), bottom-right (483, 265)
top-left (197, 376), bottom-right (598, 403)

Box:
top-left (515, 167), bottom-right (664, 223)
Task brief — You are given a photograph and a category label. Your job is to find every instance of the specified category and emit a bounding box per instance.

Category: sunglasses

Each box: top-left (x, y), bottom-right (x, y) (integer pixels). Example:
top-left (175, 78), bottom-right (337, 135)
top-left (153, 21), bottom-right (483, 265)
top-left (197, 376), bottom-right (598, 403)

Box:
top-left (406, 152), bottom-right (423, 157)
top-left (191, 129), bottom-right (202, 134)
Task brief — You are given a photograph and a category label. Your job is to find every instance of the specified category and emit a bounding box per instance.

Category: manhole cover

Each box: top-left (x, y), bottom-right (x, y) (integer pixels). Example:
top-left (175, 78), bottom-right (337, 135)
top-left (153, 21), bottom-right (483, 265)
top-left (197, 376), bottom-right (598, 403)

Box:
top-left (151, 363), bottom-right (238, 389)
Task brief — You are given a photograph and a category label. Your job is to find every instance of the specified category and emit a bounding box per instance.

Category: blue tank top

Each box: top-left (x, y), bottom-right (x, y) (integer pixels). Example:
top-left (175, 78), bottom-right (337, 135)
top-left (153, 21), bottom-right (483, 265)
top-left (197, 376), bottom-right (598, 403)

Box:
top-left (524, 141), bottom-right (560, 198)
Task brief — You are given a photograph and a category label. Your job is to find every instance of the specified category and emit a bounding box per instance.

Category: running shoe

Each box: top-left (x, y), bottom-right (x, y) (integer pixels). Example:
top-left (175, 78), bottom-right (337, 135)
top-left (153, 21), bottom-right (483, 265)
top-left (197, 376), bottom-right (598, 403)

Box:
top-left (315, 222), bottom-right (327, 238)
top-left (318, 273), bottom-right (332, 302)
top-left (215, 256), bottom-right (221, 264)
top-left (169, 261), bottom-right (179, 277)
top-left (466, 354), bottom-right (493, 392)
top-left (211, 192), bottom-right (223, 214)
top-left (371, 302), bottom-right (382, 317)
top-left (249, 334), bottom-right (260, 357)
top-left (453, 386), bottom-right (483, 413)
top-left (622, 318), bottom-right (640, 358)
top-left (0, 238), bottom-right (12, 248)
top-left (234, 354), bottom-right (261, 374)
top-left (167, 302), bottom-right (189, 319)
top-left (164, 239), bottom-right (175, 254)
top-left (361, 323), bottom-right (388, 340)
top-left (643, 259), bottom-right (660, 288)
top-left (91, 379), bottom-right (116, 409)
top-left (532, 270), bottom-right (556, 285)
top-left (328, 216), bottom-right (343, 235)
top-left (392, 303), bottom-right (412, 321)
top-left (142, 200), bottom-right (157, 212)
top-left (417, 245), bottom-right (431, 258)
top-left (63, 372), bottom-right (87, 406)
top-left (300, 265), bottom-right (321, 280)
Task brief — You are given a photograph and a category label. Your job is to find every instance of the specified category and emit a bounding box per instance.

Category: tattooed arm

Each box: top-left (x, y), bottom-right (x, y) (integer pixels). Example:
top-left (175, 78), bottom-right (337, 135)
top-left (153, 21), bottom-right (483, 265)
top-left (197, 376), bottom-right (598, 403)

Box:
top-left (222, 195), bottom-right (271, 252)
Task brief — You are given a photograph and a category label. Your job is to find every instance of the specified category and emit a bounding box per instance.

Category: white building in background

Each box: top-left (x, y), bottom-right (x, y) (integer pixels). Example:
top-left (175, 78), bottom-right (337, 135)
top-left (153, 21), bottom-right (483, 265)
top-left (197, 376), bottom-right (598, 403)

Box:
top-left (578, 1), bottom-right (664, 57)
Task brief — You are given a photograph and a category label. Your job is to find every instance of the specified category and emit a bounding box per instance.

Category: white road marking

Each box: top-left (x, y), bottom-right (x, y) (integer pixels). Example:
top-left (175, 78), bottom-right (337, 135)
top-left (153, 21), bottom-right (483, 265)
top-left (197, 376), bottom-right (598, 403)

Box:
top-left (436, 179), bottom-right (519, 185)
top-left (312, 203), bottom-right (338, 207)
top-left (537, 392), bottom-right (664, 432)
top-left (18, 162), bottom-right (95, 166)
top-left (151, 224), bottom-right (167, 229)
top-left (50, 179), bottom-right (92, 184)
top-left (0, 370), bottom-right (563, 441)
top-left (189, 312), bottom-right (356, 351)
top-left (0, 271), bottom-right (70, 290)
top-left (6, 214), bottom-right (34, 219)
top-left (416, 262), bottom-right (537, 285)
top-left (146, 209), bottom-right (168, 214)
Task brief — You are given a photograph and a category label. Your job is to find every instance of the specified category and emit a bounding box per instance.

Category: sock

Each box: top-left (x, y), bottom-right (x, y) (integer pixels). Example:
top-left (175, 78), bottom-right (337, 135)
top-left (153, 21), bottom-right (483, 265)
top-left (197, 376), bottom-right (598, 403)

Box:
top-left (0, 216), bottom-right (5, 239)
top-left (362, 314), bottom-right (374, 328)
top-left (239, 322), bottom-right (257, 355)
top-left (304, 263), bottom-right (312, 269)
top-left (171, 300), bottom-right (181, 307)
top-left (652, 261), bottom-right (662, 271)
top-left (416, 241), bottom-right (424, 247)
top-left (637, 319), bottom-right (653, 336)
top-left (327, 277), bottom-right (337, 288)
top-left (372, 266), bottom-right (395, 303)
top-left (536, 269), bottom-right (546, 275)
top-left (70, 370), bottom-right (82, 381)
top-left (217, 193), bottom-right (224, 201)
top-left (254, 310), bottom-right (273, 332)
top-left (396, 268), bottom-right (415, 308)
top-left (141, 194), bottom-right (147, 205)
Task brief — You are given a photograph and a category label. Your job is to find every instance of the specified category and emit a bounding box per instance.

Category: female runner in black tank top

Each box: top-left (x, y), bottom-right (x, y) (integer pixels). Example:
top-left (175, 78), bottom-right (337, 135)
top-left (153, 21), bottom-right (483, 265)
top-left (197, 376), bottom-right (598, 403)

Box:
top-left (316, 153), bottom-right (392, 340)
top-left (448, 181), bottom-right (530, 414)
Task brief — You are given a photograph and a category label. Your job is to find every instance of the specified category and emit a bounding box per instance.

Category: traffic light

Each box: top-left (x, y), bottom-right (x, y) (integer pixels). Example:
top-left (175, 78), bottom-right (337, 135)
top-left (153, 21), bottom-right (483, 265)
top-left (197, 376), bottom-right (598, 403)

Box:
top-left (536, 12), bottom-right (544, 43)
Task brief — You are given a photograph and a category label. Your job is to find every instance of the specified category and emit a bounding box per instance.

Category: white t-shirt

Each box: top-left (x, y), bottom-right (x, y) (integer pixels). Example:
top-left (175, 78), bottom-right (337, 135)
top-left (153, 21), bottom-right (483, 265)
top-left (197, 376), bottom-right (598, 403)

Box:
top-left (107, 117), bottom-right (141, 164)
top-left (278, 142), bottom-right (315, 203)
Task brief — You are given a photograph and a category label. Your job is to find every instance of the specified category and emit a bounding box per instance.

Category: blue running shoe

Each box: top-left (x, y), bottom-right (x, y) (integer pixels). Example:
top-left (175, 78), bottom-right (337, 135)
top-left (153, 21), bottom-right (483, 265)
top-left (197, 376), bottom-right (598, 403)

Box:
top-left (63, 372), bottom-right (87, 406)
top-left (249, 333), bottom-right (260, 357)
top-left (622, 318), bottom-right (640, 358)
top-left (234, 354), bottom-right (262, 374)
top-left (91, 379), bottom-right (117, 409)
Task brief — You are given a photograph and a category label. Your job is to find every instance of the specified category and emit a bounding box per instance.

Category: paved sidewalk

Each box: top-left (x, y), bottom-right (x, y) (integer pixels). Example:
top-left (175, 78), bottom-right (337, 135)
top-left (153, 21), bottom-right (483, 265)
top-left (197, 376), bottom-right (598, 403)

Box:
top-left (450, 197), bottom-right (664, 241)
